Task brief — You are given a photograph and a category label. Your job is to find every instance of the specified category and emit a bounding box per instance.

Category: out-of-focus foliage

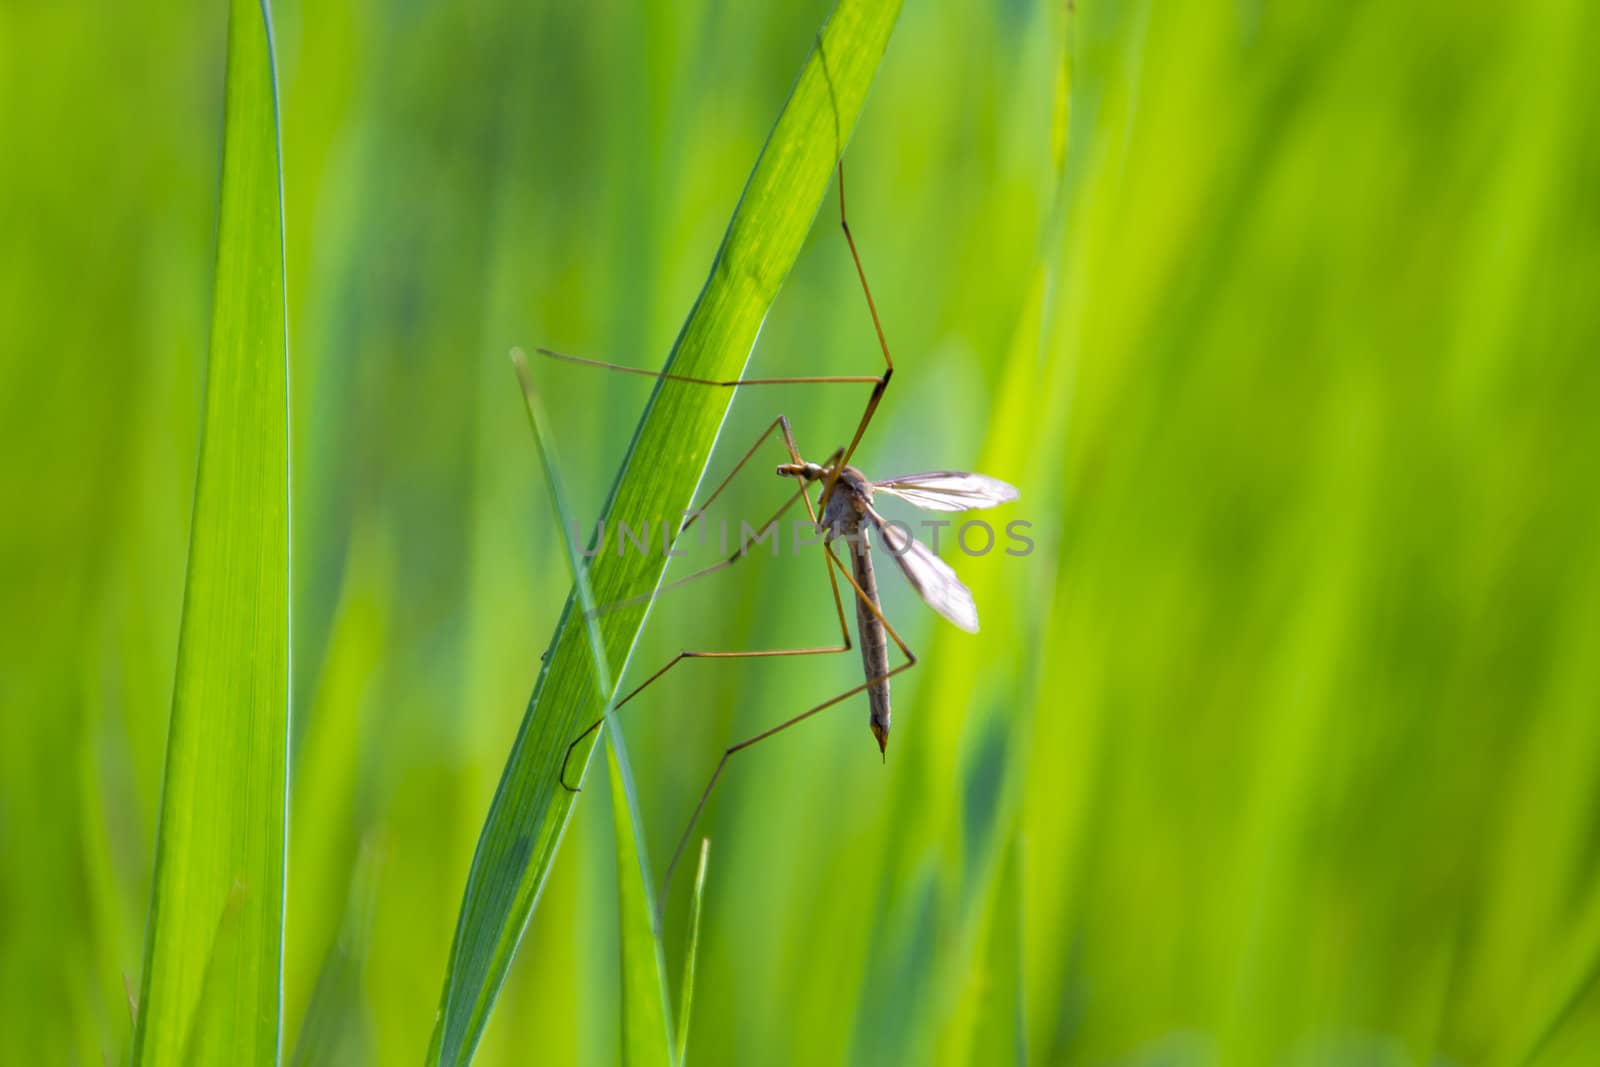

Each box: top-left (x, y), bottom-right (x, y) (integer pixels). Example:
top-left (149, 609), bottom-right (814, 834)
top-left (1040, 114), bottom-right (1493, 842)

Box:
top-left (3, 1), bottom-right (1599, 1065)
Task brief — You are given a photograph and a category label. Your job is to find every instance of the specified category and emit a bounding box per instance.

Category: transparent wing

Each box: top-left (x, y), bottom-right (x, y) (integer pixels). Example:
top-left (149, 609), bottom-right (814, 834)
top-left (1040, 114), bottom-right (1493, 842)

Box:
top-left (865, 505), bottom-right (980, 633)
top-left (871, 470), bottom-right (1019, 513)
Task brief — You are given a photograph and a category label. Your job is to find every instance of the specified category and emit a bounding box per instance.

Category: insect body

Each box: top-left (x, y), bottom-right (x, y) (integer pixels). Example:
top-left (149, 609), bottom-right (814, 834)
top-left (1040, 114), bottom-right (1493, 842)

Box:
top-left (780, 461), bottom-right (1018, 754)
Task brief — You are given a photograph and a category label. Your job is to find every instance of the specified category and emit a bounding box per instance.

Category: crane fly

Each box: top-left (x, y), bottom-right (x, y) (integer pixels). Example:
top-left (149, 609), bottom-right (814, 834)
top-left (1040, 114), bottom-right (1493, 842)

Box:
top-left (533, 162), bottom-right (1019, 892)
top-left (780, 461), bottom-right (1018, 753)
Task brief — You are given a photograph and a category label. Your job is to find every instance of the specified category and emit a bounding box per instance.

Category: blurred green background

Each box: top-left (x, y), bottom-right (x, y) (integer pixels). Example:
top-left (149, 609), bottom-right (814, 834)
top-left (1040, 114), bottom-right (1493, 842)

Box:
top-left (5, 0), bottom-right (1600, 1064)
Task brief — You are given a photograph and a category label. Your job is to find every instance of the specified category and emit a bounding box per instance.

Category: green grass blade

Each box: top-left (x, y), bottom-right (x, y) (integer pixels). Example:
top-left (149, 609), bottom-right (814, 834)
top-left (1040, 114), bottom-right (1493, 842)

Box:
top-left (512, 354), bottom-right (674, 1066)
top-left (675, 839), bottom-right (711, 1067)
top-left (131, 0), bottom-right (290, 1063)
top-left (427, 2), bottom-right (902, 1062)
top-left (604, 744), bottom-right (673, 1067)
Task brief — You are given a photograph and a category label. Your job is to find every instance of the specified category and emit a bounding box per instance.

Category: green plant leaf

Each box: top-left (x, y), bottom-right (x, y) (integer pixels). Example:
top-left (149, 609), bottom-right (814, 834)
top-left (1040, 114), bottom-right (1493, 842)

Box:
top-left (131, 0), bottom-right (290, 1063)
top-left (427, 1), bottom-right (903, 1062)
top-left (512, 354), bottom-right (674, 1066)
top-left (605, 743), bottom-right (674, 1067)
top-left (675, 839), bottom-right (711, 1067)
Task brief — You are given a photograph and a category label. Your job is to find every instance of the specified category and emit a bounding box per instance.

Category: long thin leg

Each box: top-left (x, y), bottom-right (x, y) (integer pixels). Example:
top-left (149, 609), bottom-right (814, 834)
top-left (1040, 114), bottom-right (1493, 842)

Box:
top-left (589, 483), bottom-right (807, 619)
top-left (818, 161), bottom-right (896, 512)
top-left (661, 539), bottom-right (919, 898)
top-left (838, 161), bottom-right (894, 376)
top-left (539, 334), bottom-right (884, 521)
top-left (537, 159), bottom-right (899, 514)
top-left (557, 537), bottom-right (853, 790)
top-left (559, 425), bottom-right (852, 789)
top-left (582, 440), bottom-right (848, 622)
top-left (676, 415), bottom-right (799, 537)
top-left (537, 347), bottom-right (881, 389)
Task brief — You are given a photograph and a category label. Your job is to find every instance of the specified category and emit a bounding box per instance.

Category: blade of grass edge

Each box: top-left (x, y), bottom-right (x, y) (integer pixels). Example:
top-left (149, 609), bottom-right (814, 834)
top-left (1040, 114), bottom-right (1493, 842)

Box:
top-left (605, 745), bottom-right (673, 1067)
top-left (514, 354), bottom-right (675, 1066)
top-left (675, 839), bottom-right (711, 1067)
top-left (427, 2), bottom-right (903, 1062)
top-left (132, 0), bottom-right (291, 1062)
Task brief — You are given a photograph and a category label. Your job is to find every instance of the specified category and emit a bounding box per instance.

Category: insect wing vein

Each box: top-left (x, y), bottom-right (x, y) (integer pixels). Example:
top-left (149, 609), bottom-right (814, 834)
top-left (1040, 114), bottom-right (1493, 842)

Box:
top-left (866, 505), bottom-right (980, 633)
top-left (871, 470), bottom-right (1019, 512)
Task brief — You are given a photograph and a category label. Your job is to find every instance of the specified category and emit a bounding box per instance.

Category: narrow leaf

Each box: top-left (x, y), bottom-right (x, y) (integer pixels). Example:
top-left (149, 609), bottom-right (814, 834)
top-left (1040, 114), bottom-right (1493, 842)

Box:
top-left (132, 0), bottom-right (290, 1063)
top-left (606, 744), bottom-right (674, 1067)
top-left (513, 354), bottom-right (675, 1066)
top-left (675, 839), bottom-right (711, 1067)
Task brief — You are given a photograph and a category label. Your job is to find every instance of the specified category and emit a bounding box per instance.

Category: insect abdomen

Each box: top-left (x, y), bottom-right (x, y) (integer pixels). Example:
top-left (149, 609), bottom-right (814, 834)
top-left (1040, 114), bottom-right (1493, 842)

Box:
top-left (849, 526), bottom-right (892, 756)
